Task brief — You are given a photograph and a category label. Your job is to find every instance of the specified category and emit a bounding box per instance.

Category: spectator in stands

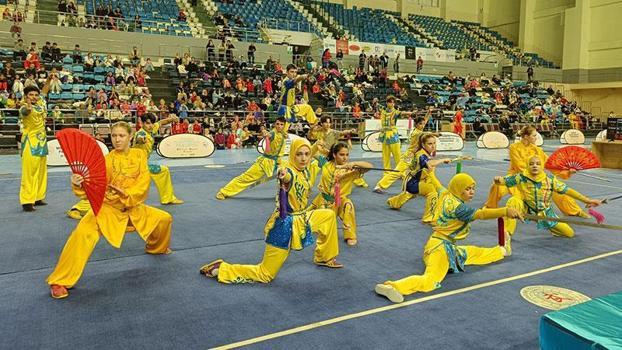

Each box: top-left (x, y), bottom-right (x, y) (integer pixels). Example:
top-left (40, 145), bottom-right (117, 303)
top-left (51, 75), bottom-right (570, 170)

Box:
top-left (527, 65), bottom-right (534, 82)
top-left (472, 117), bottom-right (486, 136)
top-left (132, 15), bottom-right (142, 30)
top-left (206, 39), bottom-right (215, 61)
top-left (51, 43), bottom-right (62, 62)
top-left (191, 119), bottom-right (202, 134)
top-left (247, 43), bottom-right (256, 65)
top-left (129, 46), bottom-right (141, 66)
top-left (322, 49), bottom-right (331, 69)
top-left (2, 8), bottom-right (11, 20)
top-left (67, 1), bottom-right (77, 15)
top-left (214, 128), bottom-right (226, 149)
top-left (72, 44), bottom-right (83, 63)
top-left (393, 53), bottom-right (401, 73)
top-left (41, 42), bottom-right (53, 62)
top-left (416, 56), bottom-right (423, 74)
top-left (12, 77), bottom-right (24, 98)
top-left (143, 58), bottom-right (154, 73)
top-left (14, 38), bottom-right (26, 61)
top-left (24, 74), bottom-right (37, 88)
top-left (0, 74), bottom-right (8, 92)
top-left (178, 10), bottom-right (187, 22)
top-left (359, 51), bottom-right (366, 71)
top-left (225, 40), bottom-right (235, 62)
top-left (24, 49), bottom-right (42, 72)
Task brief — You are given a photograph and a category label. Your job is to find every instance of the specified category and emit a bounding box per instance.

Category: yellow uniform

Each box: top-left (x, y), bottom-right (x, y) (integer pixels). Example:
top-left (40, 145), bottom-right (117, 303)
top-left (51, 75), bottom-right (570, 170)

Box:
top-left (387, 148), bottom-right (443, 223)
top-left (380, 174), bottom-right (506, 299)
top-left (315, 128), bottom-right (368, 188)
top-left (503, 169), bottom-right (589, 240)
top-left (47, 148), bottom-right (173, 288)
top-left (278, 78), bottom-right (317, 124)
top-left (218, 124), bottom-right (289, 198)
top-left (376, 128), bottom-right (423, 190)
top-left (19, 97), bottom-right (47, 205)
top-left (378, 107), bottom-right (402, 172)
top-left (485, 142), bottom-right (582, 216)
top-left (311, 161), bottom-right (358, 241)
top-left (214, 139), bottom-right (340, 284)
top-left (132, 121), bottom-right (181, 204)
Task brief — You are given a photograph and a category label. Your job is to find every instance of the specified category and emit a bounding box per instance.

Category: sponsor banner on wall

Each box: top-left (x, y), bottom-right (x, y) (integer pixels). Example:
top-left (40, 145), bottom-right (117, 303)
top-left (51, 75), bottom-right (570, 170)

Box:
top-left (560, 129), bottom-right (585, 145)
top-left (405, 46), bottom-right (417, 60)
top-left (48, 138), bottom-right (109, 166)
top-left (157, 134), bottom-right (215, 158)
top-left (324, 39), bottom-right (404, 58)
top-left (415, 47), bottom-right (456, 63)
top-left (364, 119), bottom-right (410, 139)
top-left (336, 39), bottom-right (349, 55)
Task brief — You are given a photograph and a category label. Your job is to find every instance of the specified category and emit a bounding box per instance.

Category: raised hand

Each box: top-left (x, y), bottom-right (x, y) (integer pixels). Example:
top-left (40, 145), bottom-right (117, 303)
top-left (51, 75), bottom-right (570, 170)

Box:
top-left (71, 174), bottom-right (84, 187)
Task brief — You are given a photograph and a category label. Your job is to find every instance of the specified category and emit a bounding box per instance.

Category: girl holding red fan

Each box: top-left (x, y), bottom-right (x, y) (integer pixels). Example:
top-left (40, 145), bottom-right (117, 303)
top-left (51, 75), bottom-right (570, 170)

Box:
top-left (311, 142), bottom-right (373, 246)
top-left (485, 125), bottom-right (588, 218)
top-left (19, 85), bottom-right (48, 212)
top-left (200, 138), bottom-right (342, 284)
top-left (47, 122), bottom-right (173, 299)
top-left (495, 156), bottom-right (602, 253)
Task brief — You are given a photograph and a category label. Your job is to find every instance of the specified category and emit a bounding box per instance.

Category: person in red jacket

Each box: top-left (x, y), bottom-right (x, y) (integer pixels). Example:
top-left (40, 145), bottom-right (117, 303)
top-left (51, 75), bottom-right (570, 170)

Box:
top-left (214, 128), bottom-right (226, 149)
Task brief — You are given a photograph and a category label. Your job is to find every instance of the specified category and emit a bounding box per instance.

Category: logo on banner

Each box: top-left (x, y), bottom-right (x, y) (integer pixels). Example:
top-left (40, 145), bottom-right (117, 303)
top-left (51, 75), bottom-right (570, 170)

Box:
top-left (336, 39), bottom-right (349, 55)
top-left (520, 285), bottom-right (591, 310)
top-left (406, 46), bottom-right (416, 60)
top-left (560, 129), bottom-right (585, 144)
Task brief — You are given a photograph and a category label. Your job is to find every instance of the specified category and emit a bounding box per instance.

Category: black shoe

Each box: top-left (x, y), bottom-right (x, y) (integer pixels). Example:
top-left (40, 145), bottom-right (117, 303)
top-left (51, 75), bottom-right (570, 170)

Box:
top-left (22, 204), bottom-right (35, 212)
top-left (34, 200), bottom-right (48, 206)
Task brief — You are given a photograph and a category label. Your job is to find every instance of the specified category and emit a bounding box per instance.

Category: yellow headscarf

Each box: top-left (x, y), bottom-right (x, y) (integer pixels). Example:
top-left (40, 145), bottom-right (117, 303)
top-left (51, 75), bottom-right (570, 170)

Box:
top-left (447, 173), bottom-right (476, 202)
top-left (288, 138), bottom-right (312, 170)
top-left (522, 155), bottom-right (547, 182)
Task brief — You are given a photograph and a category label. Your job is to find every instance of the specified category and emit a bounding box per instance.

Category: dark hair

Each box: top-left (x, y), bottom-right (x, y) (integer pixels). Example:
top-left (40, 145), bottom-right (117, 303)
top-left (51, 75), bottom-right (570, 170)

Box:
top-left (386, 95), bottom-right (396, 103)
top-left (414, 116), bottom-right (425, 125)
top-left (275, 116), bottom-right (286, 123)
top-left (327, 142), bottom-right (349, 162)
top-left (23, 85), bottom-right (40, 96)
top-left (141, 112), bottom-right (157, 124)
top-left (286, 64), bottom-right (297, 71)
top-left (320, 116), bottom-right (331, 124)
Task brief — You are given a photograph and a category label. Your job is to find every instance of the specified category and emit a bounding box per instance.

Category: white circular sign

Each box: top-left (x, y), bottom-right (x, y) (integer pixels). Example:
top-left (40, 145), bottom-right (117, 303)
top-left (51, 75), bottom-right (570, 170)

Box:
top-left (595, 130), bottom-right (607, 141)
top-left (361, 131), bottom-right (383, 152)
top-left (481, 131), bottom-right (510, 149)
top-left (434, 132), bottom-right (464, 151)
top-left (157, 134), bottom-right (215, 158)
top-left (47, 138), bottom-right (109, 166)
top-left (560, 129), bottom-right (585, 145)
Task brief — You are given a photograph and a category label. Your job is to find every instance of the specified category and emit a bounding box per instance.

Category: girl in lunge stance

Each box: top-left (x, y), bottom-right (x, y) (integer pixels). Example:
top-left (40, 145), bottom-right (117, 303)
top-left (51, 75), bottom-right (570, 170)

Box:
top-left (47, 122), bottom-right (173, 299)
top-left (375, 173), bottom-right (522, 303)
top-left (495, 156), bottom-right (602, 253)
top-left (386, 133), bottom-right (452, 224)
top-left (311, 142), bottom-right (373, 246)
top-left (200, 138), bottom-right (342, 284)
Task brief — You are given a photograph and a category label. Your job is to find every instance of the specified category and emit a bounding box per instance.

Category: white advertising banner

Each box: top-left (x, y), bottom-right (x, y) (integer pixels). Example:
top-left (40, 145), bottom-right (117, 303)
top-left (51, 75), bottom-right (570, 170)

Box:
top-left (364, 119), bottom-right (410, 139)
top-left (323, 39), bottom-right (405, 58)
top-left (157, 134), bottom-right (215, 158)
top-left (47, 139), bottom-right (109, 166)
top-left (415, 47), bottom-right (456, 62)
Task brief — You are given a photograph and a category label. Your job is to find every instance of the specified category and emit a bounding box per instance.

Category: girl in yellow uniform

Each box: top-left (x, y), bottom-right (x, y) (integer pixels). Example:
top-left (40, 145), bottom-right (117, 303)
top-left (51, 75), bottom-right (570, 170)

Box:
top-left (216, 117), bottom-right (289, 199)
top-left (311, 142), bottom-right (373, 246)
top-left (375, 173), bottom-right (521, 303)
top-left (67, 113), bottom-right (183, 219)
top-left (495, 156), bottom-right (601, 253)
top-left (19, 86), bottom-right (48, 212)
top-left (200, 139), bottom-right (343, 284)
top-left (374, 115), bottom-right (428, 193)
top-left (387, 133), bottom-right (452, 223)
top-left (47, 122), bottom-right (173, 299)
top-left (378, 96), bottom-right (410, 172)
top-left (485, 125), bottom-right (587, 218)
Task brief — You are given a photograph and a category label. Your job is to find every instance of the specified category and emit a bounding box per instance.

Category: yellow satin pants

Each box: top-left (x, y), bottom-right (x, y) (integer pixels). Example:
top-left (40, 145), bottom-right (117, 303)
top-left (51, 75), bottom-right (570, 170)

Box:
top-left (485, 183), bottom-right (582, 216)
top-left (47, 207), bottom-right (172, 287)
top-left (291, 103), bottom-right (317, 122)
top-left (376, 159), bottom-right (409, 190)
top-left (382, 142), bottom-right (401, 173)
top-left (217, 208), bottom-right (339, 284)
top-left (219, 157), bottom-right (276, 197)
top-left (504, 196), bottom-right (575, 238)
top-left (151, 165), bottom-right (180, 204)
top-left (385, 237), bottom-right (504, 296)
top-left (20, 151), bottom-right (47, 205)
top-left (387, 181), bottom-right (440, 223)
top-left (311, 194), bottom-right (357, 240)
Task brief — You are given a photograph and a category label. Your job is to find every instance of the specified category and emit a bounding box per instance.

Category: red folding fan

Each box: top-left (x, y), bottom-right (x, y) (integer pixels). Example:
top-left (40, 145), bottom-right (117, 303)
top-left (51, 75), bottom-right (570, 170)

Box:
top-left (56, 129), bottom-right (107, 215)
top-left (545, 146), bottom-right (601, 173)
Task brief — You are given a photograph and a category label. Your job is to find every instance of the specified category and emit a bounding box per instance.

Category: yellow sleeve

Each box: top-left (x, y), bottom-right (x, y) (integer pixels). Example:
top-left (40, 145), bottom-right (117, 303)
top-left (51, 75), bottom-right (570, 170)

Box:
top-left (119, 151), bottom-right (151, 208)
top-left (472, 207), bottom-right (507, 220)
top-left (565, 189), bottom-right (589, 203)
top-left (509, 145), bottom-right (526, 173)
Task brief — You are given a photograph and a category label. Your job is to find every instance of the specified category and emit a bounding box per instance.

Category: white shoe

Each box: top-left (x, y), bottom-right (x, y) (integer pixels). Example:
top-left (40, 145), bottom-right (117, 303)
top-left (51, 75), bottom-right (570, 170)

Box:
top-left (375, 283), bottom-right (404, 303)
